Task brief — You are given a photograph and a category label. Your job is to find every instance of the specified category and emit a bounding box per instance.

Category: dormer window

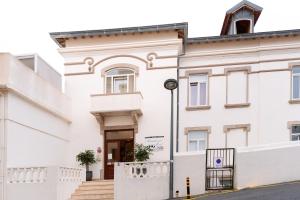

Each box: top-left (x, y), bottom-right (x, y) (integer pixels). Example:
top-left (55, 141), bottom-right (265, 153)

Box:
top-left (105, 68), bottom-right (135, 94)
top-left (220, 1), bottom-right (263, 36)
top-left (235, 19), bottom-right (252, 34)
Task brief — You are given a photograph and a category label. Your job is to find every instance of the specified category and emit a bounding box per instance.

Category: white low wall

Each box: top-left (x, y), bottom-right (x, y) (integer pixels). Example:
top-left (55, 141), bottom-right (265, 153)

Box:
top-left (173, 152), bottom-right (206, 197)
top-left (235, 142), bottom-right (300, 189)
top-left (7, 166), bottom-right (85, 200)
top-left (114, 161), bottom-right (170, 200)
top-left (114, 143), bottom-right (300, 199)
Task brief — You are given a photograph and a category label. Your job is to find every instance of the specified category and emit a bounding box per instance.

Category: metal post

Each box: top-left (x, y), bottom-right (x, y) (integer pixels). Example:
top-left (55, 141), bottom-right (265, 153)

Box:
top-left (169, 90), bottom-right (174, 199)
top-left (175, 190), bottom-right (179, 198)
top-left (186, 177), bottom-right (191, 199)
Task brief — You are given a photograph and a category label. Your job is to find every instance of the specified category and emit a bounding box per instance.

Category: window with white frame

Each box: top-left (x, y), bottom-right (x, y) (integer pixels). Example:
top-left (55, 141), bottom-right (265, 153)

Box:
top-left (188, 130), bottom-right (208, 151)
top-left (291, 125), bottom-right (300, 141)
top-left (105, 68), bottom-right (135, 94)
top-left (189, 74), bottom-right (208, 106)
top-left (292, 67), bottom-right (300, 100)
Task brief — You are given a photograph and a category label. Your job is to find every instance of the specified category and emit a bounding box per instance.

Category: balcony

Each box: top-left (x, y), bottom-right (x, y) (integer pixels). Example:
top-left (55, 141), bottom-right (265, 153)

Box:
top-left (90, 92), bottom-right (143, 119)
top-left (0, 53), bottom-right (71, 122)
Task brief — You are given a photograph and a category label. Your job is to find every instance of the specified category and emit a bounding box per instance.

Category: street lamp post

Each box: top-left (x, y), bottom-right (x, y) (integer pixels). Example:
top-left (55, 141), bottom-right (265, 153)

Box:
top-left (164, 79), bottom-right (178, 199)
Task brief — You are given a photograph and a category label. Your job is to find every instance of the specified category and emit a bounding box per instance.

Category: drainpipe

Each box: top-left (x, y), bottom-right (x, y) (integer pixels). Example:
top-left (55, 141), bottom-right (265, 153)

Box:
top-left (176, 33), bottom-right (187, 153)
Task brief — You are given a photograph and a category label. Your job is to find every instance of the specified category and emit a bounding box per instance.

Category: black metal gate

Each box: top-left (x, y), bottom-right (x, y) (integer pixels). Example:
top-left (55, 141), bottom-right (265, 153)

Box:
top-left (205, 148), bottom-right (235, 190)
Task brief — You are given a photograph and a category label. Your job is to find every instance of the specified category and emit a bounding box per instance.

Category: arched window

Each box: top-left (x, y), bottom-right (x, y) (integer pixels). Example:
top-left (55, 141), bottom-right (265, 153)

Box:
top-left (105, 68), bottom-right (135, 94)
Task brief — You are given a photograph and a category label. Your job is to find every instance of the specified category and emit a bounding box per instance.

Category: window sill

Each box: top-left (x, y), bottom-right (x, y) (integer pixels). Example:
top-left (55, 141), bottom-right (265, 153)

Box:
top-left (224, 103), bottom-right (250, 109)
top-left (186, 105), bottom-right (211, 111)
top-left (289, 99), bottom-right (300, 104)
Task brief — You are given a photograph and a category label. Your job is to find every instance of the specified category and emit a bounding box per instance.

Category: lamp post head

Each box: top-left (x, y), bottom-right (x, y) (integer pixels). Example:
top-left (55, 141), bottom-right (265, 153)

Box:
top-left (164, 79), bottom-right (178, 90)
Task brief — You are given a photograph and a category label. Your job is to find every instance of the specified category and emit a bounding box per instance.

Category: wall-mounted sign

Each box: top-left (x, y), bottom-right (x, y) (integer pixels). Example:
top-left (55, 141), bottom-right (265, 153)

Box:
top-left (214, 157), bottom-right (223, 168)
top-left (145, 136), bottom-right (164, 152)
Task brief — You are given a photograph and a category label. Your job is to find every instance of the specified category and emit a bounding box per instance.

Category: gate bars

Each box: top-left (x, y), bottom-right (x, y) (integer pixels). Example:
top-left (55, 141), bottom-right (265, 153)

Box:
top-left (205, 148), bottom-right (235, 190)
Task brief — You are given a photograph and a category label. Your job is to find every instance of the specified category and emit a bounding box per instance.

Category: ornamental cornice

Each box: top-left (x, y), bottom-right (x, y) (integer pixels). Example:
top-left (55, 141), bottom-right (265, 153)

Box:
top-left (58, 39), bottom-right (182, 54)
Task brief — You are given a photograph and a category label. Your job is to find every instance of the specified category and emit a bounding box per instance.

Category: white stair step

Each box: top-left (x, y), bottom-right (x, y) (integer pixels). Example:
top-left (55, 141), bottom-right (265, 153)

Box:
top-left (78, 185), bottom-right (114, 191)
top-left (74, 189), bottom-right (113, 195)
top-left (82, 181), bottom-right (114, 186)
top-left (71, 193), bottom-right (113, 200)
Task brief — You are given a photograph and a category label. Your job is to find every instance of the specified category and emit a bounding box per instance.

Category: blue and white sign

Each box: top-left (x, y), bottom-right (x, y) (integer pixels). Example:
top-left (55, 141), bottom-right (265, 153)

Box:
top-left (214, 157), bottom-right (223, 168)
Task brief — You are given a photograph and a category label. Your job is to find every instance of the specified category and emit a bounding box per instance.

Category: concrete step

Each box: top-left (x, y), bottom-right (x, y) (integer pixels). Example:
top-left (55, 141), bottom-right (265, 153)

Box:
top-left (74, 189), bottom-right (113, 195)
top-left (81, 180), bottom-right (114, 186)
top-left (71, 193), bottom-right (113, 200)
top-left (70, 180), bottom-right (114, 200)
top-left (77, 185), bottom-right (114, 191)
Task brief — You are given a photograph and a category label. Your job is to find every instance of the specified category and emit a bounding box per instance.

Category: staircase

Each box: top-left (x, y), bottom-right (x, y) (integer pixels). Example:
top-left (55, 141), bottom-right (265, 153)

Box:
top-left (70, 180), bottom-right (114, 200)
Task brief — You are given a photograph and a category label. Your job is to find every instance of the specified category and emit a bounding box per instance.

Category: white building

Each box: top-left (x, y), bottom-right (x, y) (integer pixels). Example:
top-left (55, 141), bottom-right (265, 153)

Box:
top-left (1, 0), bottom-right (300, 199)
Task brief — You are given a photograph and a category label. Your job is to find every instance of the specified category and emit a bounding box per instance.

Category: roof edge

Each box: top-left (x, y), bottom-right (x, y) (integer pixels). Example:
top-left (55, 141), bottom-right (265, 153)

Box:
top-left (50, 22), bottom-right (188, 48)
top-left (188, 29), bottom-right (300, 44)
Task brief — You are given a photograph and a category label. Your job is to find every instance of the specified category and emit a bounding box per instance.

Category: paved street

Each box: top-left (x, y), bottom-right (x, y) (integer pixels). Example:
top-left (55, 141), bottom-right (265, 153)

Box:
top-left (196, 182), bottom-right (300, 200)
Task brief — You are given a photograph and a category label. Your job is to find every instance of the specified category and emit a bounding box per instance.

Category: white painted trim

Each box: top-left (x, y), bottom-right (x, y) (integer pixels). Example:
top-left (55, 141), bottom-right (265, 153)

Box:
top-left (58, 39), bottom-right (182, 53)
top-left (182, 43), bottom-right (300, 58)
top-left (233, 18), bottom-right (253, 34)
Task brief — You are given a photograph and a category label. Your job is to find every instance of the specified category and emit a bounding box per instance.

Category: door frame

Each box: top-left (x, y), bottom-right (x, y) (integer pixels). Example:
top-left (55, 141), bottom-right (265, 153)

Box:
top-left (104, 129), bottom-right (135, 179)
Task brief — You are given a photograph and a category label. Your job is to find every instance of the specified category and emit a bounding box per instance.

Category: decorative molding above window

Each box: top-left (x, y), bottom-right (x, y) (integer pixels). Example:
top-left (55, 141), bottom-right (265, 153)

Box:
top-left (184, 126), bottom-right (212, 135)
top-left (224, 66), bottom-right (251, 74)
top-left (287, 121), bottom-right (300, 129)
top-left (101, 64), bottom-right (139, 77)
top-left (185, 69), bottom-right (212, 77)
top-left (223, 124), bottom-right (251, 133)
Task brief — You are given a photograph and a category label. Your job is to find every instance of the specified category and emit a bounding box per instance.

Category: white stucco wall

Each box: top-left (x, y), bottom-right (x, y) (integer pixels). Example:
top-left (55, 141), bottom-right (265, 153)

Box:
top-left (115, 143), bottom-right (300, 199)
top-left (173, 152), bottom-right (206, 197)
top-left (6, 92), bottom-right (69, 167)
top-left (235, 142), bottom-right (300, 189)
top-left (61, 32), bottom-right (181, 179)
top-left (0, 54), bottom-right (71, 168)
top-left (179, 36), bottom-right (300, 151)
top-left (114, 162), bottom-right (169, 200)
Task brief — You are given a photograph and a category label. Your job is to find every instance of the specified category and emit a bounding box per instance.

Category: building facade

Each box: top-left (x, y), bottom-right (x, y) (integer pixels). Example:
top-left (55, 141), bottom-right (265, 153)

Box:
top-left (48, 0), bottom-right (300, 181)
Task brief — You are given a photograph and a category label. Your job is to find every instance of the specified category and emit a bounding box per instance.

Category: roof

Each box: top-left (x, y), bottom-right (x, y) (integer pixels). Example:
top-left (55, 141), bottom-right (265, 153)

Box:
top-left (221, 0), bottom-right (263, 35)
top-left (188, 29), bottom-right (300, 44)
top-left (50, 22), bottom-right (188, 48)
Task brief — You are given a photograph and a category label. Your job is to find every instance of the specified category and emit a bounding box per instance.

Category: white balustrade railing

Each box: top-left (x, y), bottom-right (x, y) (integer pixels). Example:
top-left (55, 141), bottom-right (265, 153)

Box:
top-left (123, 161), bottom-right (170, 178)
top-left (7, 166), bottom-right (85, 200)
top-left (59, 167), bottom-right (84, 182)
top-left (7, 167), bottom-right (47, 183)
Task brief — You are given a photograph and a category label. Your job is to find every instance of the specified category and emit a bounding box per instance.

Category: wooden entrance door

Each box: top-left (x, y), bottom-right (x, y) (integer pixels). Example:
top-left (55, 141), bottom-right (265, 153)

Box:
top-left (104, 130), bottom-right (134, 179)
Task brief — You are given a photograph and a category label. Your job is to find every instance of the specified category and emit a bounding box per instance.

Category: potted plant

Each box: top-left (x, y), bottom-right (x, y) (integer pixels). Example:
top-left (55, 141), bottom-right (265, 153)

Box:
top-left (134, 143), bottom-right (153, 162)
top-left (76, 150), bottom-right (96, 181)
top-left (134, 144), bottom-right (153, 176)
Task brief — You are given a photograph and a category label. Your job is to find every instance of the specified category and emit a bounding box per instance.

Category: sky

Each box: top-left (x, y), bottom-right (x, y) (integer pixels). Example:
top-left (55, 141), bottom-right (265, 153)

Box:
top-left (1, 0), bottom-right (300, 73)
